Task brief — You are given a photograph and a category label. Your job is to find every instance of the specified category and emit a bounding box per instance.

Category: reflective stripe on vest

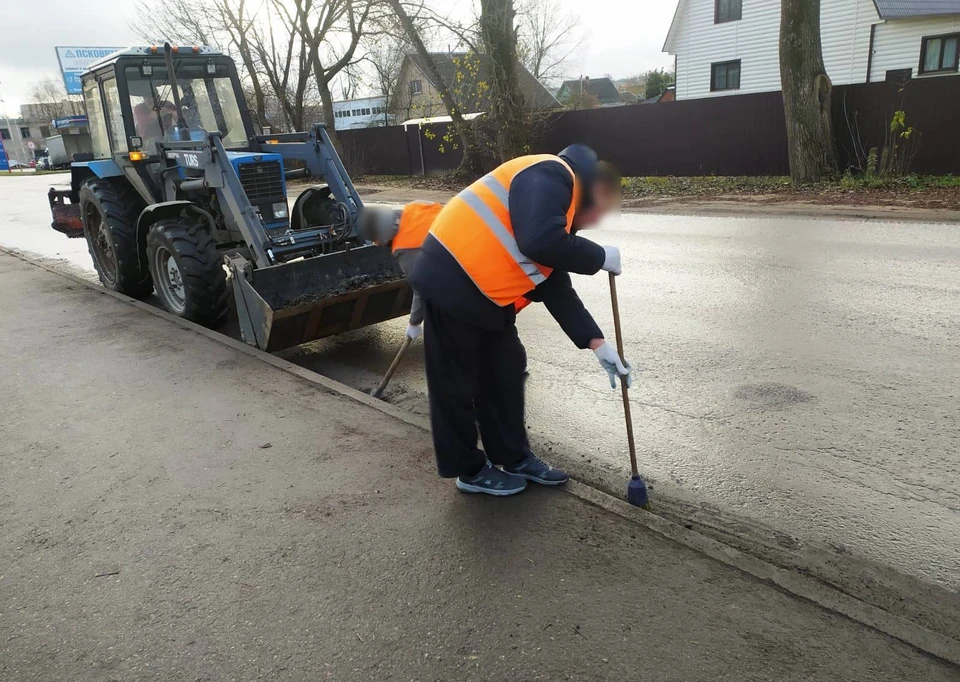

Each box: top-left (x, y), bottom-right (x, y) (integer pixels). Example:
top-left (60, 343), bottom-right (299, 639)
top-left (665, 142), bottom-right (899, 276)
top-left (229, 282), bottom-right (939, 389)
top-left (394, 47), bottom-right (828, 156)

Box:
top-left (391, 201), bottom-right (443, 253)
top-left (429, 155), bottom-right (580, 307)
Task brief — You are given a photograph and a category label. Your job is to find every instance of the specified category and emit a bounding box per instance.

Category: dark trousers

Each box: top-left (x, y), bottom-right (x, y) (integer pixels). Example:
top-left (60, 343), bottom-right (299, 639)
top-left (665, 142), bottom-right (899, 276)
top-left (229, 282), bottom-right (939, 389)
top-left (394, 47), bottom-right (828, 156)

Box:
top-left (423, 300), bottom-right (530, 478)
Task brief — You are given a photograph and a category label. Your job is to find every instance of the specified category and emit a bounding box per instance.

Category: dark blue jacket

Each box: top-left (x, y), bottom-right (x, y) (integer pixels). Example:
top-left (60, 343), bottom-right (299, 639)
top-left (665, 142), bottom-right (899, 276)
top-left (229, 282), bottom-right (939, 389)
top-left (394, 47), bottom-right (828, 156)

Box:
top-left (409, 149), bottom-right (606, 348)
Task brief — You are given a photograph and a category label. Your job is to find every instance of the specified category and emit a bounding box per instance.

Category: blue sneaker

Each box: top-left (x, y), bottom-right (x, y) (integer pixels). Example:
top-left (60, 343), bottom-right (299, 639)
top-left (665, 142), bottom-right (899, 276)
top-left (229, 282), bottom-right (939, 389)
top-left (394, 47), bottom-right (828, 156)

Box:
top-left (456, 463), bottom-right (527, 496)
top-left (503, 454), bottom-right (569, 486)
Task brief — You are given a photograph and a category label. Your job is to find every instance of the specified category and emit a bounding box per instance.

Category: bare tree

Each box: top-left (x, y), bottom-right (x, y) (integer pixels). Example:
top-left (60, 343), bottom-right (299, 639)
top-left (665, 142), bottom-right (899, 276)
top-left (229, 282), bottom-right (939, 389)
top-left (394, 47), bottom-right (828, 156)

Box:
top-left (277, 0), bottom-right (376, 148)
top-left (133, 0), bottom-right (273, 129)
top-left (25, 79), bottom-right (82, 122)
top-left (779, 0), bottom-right (838, 183)
top-left (515, 0), bottom-right (582, 88)
top-left (219, 0), bottom-right (274, 129)
top-left (250, 2), bottom-right (315, 131)
top-left (363, 29), bottom-right (407, 124)
top-left (480, 0), bottom-right (527, 161)
top-left (386, 0), bottom-right (483, 174)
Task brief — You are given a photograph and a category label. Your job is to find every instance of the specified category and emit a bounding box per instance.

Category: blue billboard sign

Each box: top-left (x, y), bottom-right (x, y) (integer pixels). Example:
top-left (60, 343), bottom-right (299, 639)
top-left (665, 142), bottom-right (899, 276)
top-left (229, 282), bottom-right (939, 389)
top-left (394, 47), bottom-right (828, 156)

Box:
top-left (53, 115), bottom-right (89, 129)
top-left (0, 136), bottom-right (9, 172)
top-left (56, 47), bottom-right (122, 95)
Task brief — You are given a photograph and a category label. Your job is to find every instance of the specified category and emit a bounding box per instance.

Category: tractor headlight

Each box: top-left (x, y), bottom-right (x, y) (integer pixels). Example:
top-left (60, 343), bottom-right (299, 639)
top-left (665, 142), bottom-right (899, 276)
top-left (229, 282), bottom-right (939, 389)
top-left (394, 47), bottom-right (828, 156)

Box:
top-left (272, 202), bottom-right (289, 219)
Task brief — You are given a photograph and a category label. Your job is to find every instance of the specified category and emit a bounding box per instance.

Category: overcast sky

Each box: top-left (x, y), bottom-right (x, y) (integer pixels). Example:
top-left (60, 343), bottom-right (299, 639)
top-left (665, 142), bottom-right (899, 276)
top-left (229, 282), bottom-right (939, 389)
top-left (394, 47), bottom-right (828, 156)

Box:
top-left (0, 0), bottom-right (677, 113)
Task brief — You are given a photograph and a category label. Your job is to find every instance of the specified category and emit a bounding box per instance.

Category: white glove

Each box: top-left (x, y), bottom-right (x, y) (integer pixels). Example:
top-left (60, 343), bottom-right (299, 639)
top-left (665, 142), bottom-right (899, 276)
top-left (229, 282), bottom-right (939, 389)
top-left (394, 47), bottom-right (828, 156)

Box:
top-left (405, 323), bottom-right (422, 340)
top-left (593, 342), bottom-right (632, 390)
top-left (601, 246), bottom-right (622, 276)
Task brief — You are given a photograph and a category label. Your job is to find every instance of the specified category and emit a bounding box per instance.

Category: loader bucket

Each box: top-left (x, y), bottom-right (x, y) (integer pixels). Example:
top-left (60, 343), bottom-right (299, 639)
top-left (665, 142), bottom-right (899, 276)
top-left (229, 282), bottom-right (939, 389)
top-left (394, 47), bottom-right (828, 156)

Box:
top-left (49, 188), bottom-right (83, 238)
top-left (226, 246), bottom-right (413, 352)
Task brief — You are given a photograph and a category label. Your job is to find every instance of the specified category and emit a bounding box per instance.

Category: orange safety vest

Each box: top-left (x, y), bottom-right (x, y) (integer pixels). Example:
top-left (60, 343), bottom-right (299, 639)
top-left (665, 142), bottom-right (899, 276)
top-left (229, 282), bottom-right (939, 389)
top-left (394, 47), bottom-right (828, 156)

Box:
top-left (429, 155), bottom-right (581, 307)
top-left (391, 201), bottom-right (443, 253)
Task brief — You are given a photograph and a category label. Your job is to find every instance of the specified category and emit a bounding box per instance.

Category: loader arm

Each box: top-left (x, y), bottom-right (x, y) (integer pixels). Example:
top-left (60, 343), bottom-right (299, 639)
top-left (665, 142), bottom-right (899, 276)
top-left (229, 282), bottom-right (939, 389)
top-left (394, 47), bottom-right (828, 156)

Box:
top-left (160, 134), bottom-right (274, 266)
top-left (251, 124), bottom-right (364, 227)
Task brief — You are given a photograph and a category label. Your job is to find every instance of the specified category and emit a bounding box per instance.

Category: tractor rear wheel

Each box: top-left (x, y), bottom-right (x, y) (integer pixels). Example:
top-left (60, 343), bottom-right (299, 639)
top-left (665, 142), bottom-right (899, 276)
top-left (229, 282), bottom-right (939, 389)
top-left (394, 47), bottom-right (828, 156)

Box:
top-left (146, 216), bottom-right (228, 327)
top-left (79, 179), bottom-right (152, 298)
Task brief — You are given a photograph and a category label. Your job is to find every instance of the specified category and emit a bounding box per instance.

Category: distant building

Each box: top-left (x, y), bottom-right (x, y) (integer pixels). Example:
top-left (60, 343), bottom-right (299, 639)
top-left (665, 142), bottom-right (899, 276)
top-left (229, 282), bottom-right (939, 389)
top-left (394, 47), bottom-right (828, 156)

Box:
top-left (394, 52), bottom-right (559, 120)
top-left (332, 96), bottom-right (394, 131)
top-left (664, 0), bottom-right (960, 100)
top-left (557, 77), bottom-right (626, 108)
top-left (0, 100), bottom-right (85, 164)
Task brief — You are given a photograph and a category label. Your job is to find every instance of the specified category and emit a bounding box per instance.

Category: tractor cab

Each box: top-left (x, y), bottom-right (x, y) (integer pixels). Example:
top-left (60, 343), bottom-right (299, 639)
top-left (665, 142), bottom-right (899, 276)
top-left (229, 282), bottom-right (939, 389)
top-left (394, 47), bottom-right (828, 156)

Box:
top-left (48, 44), bottom-right (411, 352)
top-left (85, 46), bottom-right (254, 157)
top-left (54, 47), bottom-right (292, 237)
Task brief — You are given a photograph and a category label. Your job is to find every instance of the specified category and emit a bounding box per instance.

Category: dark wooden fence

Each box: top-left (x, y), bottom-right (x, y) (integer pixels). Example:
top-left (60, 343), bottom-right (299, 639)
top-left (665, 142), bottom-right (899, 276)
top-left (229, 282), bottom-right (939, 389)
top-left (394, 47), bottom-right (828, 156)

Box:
top-left (339, 75), bottom-right (960, 177)
top-left (833, 76), bottom-right (960, 176)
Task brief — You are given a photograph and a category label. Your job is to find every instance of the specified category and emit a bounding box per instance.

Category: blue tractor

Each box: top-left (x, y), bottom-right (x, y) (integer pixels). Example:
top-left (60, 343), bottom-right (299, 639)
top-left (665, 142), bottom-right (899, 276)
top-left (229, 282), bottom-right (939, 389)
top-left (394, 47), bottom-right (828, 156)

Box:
top-left (49, 44), bottom-right (410, 351)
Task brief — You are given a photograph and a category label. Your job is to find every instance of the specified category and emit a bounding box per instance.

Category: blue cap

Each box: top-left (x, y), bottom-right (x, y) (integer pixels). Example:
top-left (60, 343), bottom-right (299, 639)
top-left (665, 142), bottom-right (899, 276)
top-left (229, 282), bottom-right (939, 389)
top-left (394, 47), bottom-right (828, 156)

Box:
top-left (558, 144), bottom-right (599, 208)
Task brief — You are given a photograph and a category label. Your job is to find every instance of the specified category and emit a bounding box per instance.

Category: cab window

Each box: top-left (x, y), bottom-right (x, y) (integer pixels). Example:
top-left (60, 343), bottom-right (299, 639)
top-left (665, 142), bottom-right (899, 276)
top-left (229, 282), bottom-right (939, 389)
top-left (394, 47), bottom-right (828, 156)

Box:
top-left (102, 78), bottom-right (127, 153)
top-left (83, 79), bottom-right (111, 159)
top-left (125, 62), bottom-right (248, 152)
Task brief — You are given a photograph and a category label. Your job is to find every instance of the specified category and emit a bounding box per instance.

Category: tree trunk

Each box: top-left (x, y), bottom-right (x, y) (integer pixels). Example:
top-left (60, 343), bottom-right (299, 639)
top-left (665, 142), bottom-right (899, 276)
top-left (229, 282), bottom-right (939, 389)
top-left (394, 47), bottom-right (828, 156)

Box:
top-left (316, 73), bottom-right (341, 151)
top-left (480, 0), bottom-right (527, 161)
top-left (386, 0), bottom-right (483, 175)
top-left (779, 0), bottom-right (839, 183)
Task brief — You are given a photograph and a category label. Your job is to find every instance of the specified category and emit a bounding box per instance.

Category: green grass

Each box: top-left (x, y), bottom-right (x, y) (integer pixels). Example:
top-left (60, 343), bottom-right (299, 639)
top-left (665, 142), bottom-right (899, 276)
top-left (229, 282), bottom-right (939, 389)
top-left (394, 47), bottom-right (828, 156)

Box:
top-left (837, 173), bottom-right (960, 191)
top-left (355, 172), bottom-right (960, 202)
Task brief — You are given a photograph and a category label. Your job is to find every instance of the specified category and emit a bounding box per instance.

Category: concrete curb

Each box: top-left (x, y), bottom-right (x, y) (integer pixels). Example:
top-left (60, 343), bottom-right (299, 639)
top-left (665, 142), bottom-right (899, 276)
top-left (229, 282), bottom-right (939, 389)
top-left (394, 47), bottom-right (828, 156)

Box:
top-left (3, 245), bottom-right (958, 668)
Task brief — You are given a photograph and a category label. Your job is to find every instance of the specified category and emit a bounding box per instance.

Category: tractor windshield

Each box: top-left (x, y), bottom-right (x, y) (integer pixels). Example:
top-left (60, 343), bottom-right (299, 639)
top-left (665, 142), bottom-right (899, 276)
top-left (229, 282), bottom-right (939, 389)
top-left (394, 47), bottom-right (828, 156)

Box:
top-left (126, 62), bottom-right (248, 152)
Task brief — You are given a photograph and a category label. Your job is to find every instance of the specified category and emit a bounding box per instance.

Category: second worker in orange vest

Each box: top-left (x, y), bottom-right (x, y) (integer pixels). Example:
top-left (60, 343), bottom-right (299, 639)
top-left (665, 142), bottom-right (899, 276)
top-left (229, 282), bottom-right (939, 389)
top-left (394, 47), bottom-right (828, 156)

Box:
top-left (358, 201), bottom-right (535, 341)
top-left (408, 145), bottom-right (631, 497)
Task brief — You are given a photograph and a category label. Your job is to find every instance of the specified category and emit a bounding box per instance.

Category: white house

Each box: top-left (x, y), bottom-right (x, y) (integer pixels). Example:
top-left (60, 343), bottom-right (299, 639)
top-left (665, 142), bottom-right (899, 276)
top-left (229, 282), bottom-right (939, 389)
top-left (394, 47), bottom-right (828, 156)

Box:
top-left (332, 96), bottom-right (395, 131)
top-left (664, 0), bottom-right (960, 99)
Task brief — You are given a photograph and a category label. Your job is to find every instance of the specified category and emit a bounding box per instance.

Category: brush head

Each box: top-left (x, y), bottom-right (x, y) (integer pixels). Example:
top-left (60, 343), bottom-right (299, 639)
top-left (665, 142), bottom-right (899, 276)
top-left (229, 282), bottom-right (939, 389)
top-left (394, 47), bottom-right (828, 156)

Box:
top-left (626, 475), bottom-right (650, 509)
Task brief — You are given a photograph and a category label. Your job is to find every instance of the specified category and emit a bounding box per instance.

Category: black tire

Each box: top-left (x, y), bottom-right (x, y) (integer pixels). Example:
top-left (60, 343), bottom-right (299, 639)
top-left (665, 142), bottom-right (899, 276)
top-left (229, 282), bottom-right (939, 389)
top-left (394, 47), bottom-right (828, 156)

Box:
top-left (79, 179), bottom-right (152, 298)
top-left (146, 216), bottom-right (228, 327)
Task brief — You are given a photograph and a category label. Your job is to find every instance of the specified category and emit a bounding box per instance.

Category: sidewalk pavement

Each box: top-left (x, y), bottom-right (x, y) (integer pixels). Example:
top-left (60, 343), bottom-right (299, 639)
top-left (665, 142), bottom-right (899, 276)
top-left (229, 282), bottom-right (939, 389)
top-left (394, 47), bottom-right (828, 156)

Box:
top-left (0, 251), bottom-right (955, 682)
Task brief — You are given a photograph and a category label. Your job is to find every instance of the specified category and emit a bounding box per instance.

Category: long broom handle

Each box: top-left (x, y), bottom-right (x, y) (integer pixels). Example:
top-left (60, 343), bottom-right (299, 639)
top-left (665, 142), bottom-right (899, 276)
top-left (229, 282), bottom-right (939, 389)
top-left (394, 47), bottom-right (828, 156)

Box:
top-left (609, 272), bottom-right (639, 477)
top-left (373, 335), bottom-right (412, 398)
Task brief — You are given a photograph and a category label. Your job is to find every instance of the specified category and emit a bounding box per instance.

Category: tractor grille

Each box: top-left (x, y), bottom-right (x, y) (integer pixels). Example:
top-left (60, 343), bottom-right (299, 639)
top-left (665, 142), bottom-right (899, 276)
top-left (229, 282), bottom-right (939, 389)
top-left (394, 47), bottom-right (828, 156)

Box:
top-left (238, 161), bottom-right (284, 204)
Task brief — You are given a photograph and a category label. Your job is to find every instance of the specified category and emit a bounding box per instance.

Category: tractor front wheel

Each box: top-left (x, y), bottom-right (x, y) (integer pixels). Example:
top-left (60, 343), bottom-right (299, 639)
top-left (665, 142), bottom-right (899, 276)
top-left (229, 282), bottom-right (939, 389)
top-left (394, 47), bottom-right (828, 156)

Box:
top-left (146, 216), bottom-right (228, 328)
top-left (79, 179), bottom-right (152, 298)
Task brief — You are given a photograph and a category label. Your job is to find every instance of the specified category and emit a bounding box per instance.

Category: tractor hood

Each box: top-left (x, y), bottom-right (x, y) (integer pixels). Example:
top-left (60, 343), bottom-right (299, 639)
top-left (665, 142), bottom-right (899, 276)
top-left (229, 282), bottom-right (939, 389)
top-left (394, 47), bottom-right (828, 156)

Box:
top-left (225, 151), bottom-right (284, 168)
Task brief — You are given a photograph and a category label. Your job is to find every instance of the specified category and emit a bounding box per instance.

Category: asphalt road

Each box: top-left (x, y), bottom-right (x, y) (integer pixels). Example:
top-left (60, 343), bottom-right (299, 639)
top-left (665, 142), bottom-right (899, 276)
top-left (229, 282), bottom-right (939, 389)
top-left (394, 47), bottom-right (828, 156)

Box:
top-left (2, 173), bottom-right (958, 602)
top-left (7, 252), bottom-right (959, 680)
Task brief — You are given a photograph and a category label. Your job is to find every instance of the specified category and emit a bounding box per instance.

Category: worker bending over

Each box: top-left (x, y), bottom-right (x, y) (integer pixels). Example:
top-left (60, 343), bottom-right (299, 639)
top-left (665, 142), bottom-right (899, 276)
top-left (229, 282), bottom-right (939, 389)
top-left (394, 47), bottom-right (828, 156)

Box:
top-left (409, 145), bottom-right (631, 497)
top-left (358, 201), bottom-right (442, 340)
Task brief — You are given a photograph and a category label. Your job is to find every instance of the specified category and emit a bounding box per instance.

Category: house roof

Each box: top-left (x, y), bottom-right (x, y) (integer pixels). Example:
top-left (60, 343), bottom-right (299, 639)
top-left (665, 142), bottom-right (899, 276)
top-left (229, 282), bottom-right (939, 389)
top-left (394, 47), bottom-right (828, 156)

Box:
top-left (557, 77), bottom-right (622, 105)
top-left (873, 0), bottom-right (960, 18)
top-left (663, 0), bottom-right (689, 53)
top-left (405, 52), bottom-right (559, 111)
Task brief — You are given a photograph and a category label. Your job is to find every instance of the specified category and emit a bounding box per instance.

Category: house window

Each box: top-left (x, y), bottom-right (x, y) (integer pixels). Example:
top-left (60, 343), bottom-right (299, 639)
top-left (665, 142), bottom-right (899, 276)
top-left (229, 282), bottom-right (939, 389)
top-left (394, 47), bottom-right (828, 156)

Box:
top-left (919, 33), bottom-right (960, 74)
top-left (410, 79), bottom-right (422, 96)
top-left (715, 0), bottom-right (742, 23)
top-left (0, 128), bottom-right (9, 140)
top-left (711, 60), bottom-right (741, 91)
top-left (40, 126), bottom-right (50, 138)
top-left (20, 127), bottom-right (31, 139)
